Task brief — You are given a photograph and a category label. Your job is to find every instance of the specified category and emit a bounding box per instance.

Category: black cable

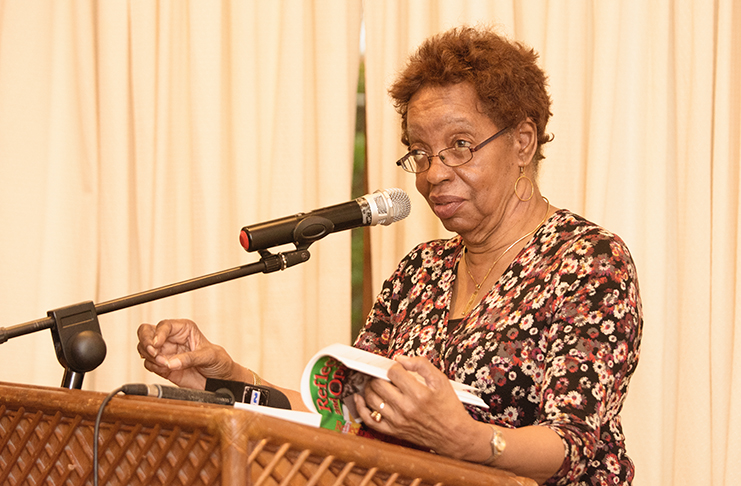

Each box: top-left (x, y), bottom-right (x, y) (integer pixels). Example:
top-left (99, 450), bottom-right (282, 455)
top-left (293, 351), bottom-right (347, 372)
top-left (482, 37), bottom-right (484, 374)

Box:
top-left (94, 386), bottom-right (125, 486)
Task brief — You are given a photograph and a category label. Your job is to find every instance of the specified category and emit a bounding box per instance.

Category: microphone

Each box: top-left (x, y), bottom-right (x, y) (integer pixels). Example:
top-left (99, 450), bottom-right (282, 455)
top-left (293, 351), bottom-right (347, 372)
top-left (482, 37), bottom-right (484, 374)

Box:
top-left (239, 188), bottom-right (411, 252)
top-left (122, 383), bottom-right (235, 406)
top-left (204, 378), bottom-right (292, 409)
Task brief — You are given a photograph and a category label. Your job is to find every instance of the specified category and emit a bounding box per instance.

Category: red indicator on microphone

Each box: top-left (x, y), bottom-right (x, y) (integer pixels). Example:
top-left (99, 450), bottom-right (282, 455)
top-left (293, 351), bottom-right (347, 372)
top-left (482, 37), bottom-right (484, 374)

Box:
top-left (239, 230), bottom-right (251, 251)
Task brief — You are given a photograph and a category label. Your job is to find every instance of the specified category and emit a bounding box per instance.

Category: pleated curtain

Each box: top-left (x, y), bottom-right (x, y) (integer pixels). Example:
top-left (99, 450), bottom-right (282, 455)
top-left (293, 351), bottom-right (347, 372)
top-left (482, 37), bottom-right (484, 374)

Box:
top-left (363, 2), bottom-right (741, 485)
top-left (0, 0), bottom-right (362, 392)
top-left (0, 1), bottom-right (739, 485)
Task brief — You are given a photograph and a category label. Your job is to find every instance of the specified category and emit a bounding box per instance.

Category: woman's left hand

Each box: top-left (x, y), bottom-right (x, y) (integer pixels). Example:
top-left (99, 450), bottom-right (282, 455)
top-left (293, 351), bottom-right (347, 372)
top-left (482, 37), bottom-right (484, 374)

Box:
top-left (353, 355), bottom-right (486, 461)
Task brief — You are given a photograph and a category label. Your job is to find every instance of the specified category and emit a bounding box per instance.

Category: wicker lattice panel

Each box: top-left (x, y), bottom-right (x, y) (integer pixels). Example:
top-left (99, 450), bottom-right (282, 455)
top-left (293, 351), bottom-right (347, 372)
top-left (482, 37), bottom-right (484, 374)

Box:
top-left (0, 405), bottom-right (429, 486)
top-left (0, 405), bottom-right (221, 485)
top-left (0, 382), bottom-right (536, 486)
top-left (246, 438), bottom-right (434, 486)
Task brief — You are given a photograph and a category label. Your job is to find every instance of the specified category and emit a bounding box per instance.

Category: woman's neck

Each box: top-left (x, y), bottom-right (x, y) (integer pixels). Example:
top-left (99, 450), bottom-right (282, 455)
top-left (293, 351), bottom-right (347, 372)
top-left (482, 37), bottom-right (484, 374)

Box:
top-left (462, 194), bottom-right (550, 267)
top-left (451, 196), bottom-right (553, 319)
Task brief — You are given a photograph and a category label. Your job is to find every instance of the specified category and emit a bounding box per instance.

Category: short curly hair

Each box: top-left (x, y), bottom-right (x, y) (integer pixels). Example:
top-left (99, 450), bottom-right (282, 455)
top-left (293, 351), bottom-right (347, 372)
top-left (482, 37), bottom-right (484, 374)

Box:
top-left (389, 26), bottom-right (553, 165)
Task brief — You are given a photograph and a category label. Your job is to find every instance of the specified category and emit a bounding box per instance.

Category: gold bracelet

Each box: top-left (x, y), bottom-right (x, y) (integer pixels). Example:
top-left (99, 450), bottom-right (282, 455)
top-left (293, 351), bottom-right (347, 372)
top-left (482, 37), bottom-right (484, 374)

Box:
top-left (251, 370), bottom-right (261, 386)
top-left (483, 425), bottom-right (507, 466)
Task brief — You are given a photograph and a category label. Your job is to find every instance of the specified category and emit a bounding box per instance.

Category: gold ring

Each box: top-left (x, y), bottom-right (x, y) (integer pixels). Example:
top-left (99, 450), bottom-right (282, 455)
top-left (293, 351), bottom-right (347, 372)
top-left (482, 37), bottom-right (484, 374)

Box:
top-left (370, 410), bottom-right (382, 422)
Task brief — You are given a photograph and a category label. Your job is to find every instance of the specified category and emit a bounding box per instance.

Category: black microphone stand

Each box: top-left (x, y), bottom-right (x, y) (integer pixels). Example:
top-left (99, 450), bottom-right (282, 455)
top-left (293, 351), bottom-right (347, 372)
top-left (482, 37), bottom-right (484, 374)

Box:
top-left (0, 247), bottom-right (311, 389)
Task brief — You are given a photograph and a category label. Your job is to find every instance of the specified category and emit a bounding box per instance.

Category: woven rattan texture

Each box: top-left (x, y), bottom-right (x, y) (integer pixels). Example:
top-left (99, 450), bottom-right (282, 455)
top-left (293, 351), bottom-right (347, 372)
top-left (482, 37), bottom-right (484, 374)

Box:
top-left (0, 404), bottom-right (443, 486)
top-left (0, 405), bottom-right (221, 485)
top-left (0, 382), bottom-right (536, 486)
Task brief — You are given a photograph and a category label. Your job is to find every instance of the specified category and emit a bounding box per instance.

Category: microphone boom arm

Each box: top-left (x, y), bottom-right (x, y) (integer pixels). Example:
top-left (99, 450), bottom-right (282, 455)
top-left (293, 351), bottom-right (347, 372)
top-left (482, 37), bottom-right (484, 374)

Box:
top-left (0, 248), bottom-right (311, 389)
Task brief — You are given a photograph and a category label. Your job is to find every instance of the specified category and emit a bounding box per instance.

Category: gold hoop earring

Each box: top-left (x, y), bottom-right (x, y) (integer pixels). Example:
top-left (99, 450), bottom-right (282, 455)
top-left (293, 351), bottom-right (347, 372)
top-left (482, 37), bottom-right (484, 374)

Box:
top-left (515, 167), bottom-right (534, 201)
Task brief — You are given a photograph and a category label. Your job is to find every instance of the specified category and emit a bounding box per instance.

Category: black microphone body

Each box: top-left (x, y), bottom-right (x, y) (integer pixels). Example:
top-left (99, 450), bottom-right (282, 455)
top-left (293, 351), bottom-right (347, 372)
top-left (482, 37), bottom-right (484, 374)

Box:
top-left (242, 201), bottom-right (362, 252)
top-left (239, 188), bottom-right (411, 252)
top-left (121, 381), bottom-right (292, 409)
top-left (122, 383), bottom-right (234, 406)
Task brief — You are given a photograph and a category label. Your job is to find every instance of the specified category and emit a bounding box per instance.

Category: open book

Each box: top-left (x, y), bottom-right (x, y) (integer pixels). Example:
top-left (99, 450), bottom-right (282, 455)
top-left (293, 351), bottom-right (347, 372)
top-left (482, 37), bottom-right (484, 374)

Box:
top-left (296, 343), bottom-right (487, 434)
top-left (234, 343), bottom-right (487, 433)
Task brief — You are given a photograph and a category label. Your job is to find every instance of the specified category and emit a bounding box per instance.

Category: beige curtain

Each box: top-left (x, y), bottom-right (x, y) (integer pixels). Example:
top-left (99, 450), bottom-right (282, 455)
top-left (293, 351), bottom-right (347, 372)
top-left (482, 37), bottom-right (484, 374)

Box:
top-left (0, 0), bottom-right (362, 391)
top-left (364, 1), bottom-right (740, 486)
top-left (2, 0), bottom-right (740, 485)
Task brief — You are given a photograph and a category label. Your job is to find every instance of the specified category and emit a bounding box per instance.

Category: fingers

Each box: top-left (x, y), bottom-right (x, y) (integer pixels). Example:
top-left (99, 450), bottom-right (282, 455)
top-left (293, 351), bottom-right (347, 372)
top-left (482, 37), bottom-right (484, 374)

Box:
top-left (137, 324), bottom-right (163, 367)
top-left (392, 355), bottom-right (441, 383)
top-left (136, 323), bottom-right (156, 355)
top-left (368, 394), bottom-right (389, 424)
top-left (137, 320), bottom-right (173, 357)
top-left (350, 376), bottom-right (401, 432)
top-left (389, 355), bottom-right (450, 398)
top-left (138, 319), bottom-right (198, 354)
top-left (142, 355), bottom-right (172, 378)
top-left (150, 319), bottom-right (175, 354)
top-left (137, 319), bottom-right (201, 372)
top-left (359, 357), bottom-right (468, 436)
top-left (137, 318), bottom-right (232, 390)
top-left (353, 357), bottom-right (438, 428)
top-left (354, 389), bottom-right (392, 429)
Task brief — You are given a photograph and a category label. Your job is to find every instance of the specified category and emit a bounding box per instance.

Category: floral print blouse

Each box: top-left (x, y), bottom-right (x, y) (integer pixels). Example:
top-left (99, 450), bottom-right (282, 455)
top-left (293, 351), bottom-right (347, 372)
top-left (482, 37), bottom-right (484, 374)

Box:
top-left (354, 210), bottom-right (643, 485)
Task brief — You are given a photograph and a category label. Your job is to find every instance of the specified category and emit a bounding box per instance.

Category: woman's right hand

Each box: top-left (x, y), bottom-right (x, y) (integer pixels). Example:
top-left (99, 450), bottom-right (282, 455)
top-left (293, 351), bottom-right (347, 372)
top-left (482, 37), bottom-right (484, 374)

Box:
top-left (136, 319), bottom-right (236, 390)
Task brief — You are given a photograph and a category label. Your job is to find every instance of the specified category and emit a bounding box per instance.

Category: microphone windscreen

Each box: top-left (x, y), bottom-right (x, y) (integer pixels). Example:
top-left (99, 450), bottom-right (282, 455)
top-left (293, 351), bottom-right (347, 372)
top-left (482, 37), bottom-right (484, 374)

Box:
top-left (383, 188), bottom-right (412, 222)
top-left (363, 188), bottom-right (411, 226)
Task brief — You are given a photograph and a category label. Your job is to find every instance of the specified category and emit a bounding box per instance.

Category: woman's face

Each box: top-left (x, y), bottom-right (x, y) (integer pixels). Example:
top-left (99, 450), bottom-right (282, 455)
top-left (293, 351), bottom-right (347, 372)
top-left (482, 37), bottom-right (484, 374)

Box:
top-left (408, 82), bottom-right (521, 242)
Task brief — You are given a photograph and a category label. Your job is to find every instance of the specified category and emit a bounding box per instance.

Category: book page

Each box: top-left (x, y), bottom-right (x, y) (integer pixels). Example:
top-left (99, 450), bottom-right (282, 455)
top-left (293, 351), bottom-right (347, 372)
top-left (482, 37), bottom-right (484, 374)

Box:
top-left (234, 402), bottom-right (322, 427)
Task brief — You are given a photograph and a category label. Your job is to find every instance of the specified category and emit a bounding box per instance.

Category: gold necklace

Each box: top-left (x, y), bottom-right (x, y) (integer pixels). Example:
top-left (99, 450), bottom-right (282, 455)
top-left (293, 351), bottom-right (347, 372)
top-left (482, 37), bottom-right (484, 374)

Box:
top-left (460, 197), bottom-right (550, 316)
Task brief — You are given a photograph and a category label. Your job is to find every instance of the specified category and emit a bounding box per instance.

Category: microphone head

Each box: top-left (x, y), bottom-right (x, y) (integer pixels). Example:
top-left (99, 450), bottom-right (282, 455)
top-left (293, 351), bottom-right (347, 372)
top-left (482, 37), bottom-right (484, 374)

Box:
top-left (362, 188), bottom-right (412, 226)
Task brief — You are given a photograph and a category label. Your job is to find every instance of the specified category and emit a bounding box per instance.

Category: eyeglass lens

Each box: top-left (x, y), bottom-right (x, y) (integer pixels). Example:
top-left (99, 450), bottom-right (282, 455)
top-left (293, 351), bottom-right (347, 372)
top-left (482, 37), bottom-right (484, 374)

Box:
top-left (408, 145), bottom-right (471, 172)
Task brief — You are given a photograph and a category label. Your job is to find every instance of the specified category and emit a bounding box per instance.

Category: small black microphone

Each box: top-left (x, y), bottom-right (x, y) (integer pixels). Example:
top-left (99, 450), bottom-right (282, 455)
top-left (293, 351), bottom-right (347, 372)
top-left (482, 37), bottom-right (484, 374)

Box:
top-left (122, 383), bottom-right (235, 406)
top-left (204, 378), bottom-right (292, 410)
top-left (239, 188), bottom-right (411, 252)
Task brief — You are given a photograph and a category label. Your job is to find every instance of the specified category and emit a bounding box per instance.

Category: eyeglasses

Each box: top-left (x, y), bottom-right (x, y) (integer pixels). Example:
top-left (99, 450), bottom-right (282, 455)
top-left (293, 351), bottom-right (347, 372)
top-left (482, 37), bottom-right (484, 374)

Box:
top-left (395, 126), bottom-right (510, 174)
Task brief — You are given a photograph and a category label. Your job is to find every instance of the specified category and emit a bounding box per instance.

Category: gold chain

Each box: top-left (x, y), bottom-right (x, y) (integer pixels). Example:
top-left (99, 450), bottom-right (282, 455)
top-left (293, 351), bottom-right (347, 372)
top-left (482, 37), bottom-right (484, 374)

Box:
top-left (461, 197), bottom-right (550, 315)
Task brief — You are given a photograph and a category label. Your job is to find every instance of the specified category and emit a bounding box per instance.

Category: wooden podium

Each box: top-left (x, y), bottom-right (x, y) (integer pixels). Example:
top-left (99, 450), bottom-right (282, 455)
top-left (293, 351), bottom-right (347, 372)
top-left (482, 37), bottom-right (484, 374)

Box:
top-left (0, 381), bottom-right (536, 485)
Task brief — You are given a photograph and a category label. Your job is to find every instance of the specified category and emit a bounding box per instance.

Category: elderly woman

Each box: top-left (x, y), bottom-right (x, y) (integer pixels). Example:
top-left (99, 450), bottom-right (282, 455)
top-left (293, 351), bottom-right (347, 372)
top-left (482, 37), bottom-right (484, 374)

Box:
top-left (137, 26), bottom-right (642, 485)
